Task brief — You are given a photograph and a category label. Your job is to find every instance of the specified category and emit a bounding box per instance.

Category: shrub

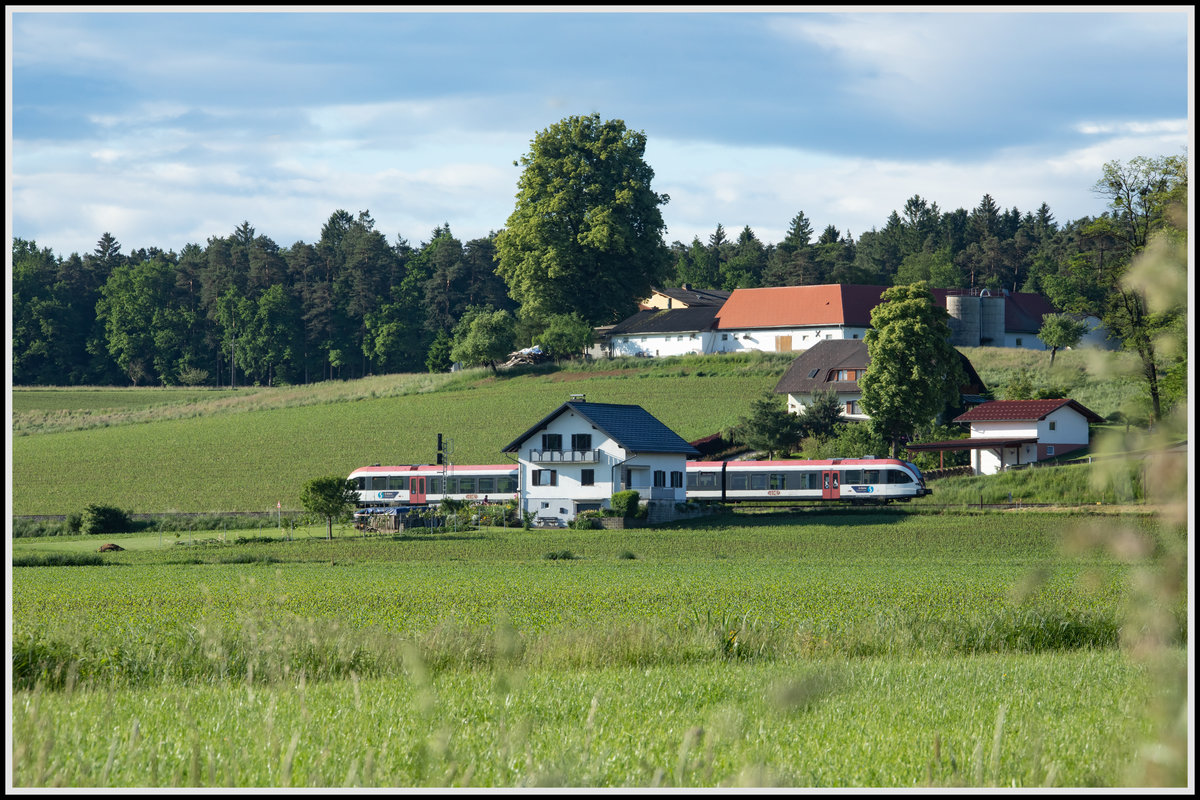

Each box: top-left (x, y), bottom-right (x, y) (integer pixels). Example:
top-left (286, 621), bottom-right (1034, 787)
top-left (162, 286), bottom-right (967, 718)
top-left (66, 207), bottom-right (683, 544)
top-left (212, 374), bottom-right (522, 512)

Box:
top-left (610, 490), bottom-right (640, 518)
top-left (570, 510), bottom-right (601, 529)
top-left (79, 504), bottom-right (133, 535)
top-left (13, 553), bottom-right (105, 567)
top-left (543, 549), bottom-right (577, 560)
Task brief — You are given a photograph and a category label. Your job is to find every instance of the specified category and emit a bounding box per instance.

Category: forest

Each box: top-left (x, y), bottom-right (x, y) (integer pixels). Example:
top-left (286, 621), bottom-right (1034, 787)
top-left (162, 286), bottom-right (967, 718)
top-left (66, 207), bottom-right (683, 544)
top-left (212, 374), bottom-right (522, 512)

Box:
top-left (11, 145), bottom-right (1187, 424)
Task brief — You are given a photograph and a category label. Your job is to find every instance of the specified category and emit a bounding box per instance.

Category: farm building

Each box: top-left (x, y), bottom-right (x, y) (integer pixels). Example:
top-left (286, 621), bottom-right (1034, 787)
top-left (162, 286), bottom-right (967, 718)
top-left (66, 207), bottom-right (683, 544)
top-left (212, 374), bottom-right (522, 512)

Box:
top-left (905, 398), bottom-right (1105, 475)
top-left (772, 339), bottom-right (987, 421)
top-left (596, 284), bottom-right (1106, 357)
top-left (500, 399), bottom-right (699, 526)
top-left (640, 286), bottom-right (731, 310)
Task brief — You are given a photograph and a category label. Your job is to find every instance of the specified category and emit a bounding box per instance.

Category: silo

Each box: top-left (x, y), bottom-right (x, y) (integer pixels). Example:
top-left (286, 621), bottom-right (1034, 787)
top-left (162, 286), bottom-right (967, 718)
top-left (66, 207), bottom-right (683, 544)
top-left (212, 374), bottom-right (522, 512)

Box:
top-left (980, 291), bottom-right (1006, 346)
top-left (947, 294), bottom-right (981, 347)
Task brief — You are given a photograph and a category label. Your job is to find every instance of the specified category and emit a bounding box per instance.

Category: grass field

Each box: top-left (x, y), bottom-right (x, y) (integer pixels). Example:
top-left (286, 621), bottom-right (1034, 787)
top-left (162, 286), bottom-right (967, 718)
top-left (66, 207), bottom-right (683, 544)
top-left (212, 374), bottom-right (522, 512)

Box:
top-left (7, 348), bottom-right (1160, 516)
top-left (9, 511), bottom-right (1188, 788)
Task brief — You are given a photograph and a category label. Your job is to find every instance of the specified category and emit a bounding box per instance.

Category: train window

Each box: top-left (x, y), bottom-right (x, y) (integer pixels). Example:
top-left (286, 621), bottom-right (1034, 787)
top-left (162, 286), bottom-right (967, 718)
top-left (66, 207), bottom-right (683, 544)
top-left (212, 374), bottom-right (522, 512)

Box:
top-left (843, 469), bottom-right (861, 484)
top-left (459, 477), bottom-right (476, 493)
top-left (687, 472), bottom-right (698, 489)
top-left (729, 473), bottom-right (748, 490)
top-left (389, 476), bottom-right (407, 491)
top-left (769, 473), bottom-right (786, 490)
top-left (371, 476), bottom-right (388, 491)
top-left (444, 477), bottom-right (458, 494)
top-left (786, 471), bottom-right (819, 490)
top-left (498, 477), bottom-right (517, 493)
top-left (353, 477), bottom-right (365, 490)
top-left (863, 470), bottom-right (880, 484)
top-left (429, 477), bottom-right (442, 494)
top-left (888, 469), bottom-right (913, 484)
top-left (750, 473), bottom-right (768, 491)
top-left (478, 477), bottom-right (495, 493)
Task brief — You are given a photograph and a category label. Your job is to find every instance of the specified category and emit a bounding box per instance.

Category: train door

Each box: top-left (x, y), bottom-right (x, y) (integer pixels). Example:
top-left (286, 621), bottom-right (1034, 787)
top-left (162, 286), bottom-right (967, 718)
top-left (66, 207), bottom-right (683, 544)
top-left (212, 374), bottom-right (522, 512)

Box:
top-left (409, 476), bottom-right (427, 505)
top-left (822, 470), bottom-right (840, 500)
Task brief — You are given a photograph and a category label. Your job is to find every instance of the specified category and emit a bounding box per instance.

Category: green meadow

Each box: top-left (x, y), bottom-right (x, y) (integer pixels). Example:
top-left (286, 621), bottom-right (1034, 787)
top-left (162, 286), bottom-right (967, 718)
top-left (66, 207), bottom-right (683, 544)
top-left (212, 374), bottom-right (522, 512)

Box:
top-left (9, 512), bottom-right (1189, 788)
top-left (8, 348), bottom-right (1155, 516)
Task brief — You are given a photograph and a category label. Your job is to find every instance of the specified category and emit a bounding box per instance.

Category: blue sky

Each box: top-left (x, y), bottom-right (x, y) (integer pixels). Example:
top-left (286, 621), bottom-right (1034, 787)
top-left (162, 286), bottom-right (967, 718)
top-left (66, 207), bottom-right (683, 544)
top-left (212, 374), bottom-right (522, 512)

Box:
top-left (7, 7), bottom-right (1192, 257)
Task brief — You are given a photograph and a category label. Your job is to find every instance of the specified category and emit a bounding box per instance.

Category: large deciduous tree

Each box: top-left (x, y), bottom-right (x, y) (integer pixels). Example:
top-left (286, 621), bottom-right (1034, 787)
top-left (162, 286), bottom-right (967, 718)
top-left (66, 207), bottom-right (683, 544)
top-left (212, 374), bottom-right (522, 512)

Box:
top-left (496, 114), bottom-right (670, 326)
top-left (1083, 154), bottom-right (1187, 423)
top-left (859, 282), bottom-right (966, 457)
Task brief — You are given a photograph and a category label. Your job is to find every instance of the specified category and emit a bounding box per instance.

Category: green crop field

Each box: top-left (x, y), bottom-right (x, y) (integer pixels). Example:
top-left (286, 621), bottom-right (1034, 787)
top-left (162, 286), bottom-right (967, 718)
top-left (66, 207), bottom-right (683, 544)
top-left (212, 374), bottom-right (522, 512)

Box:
top-left (9, 511), bottom-right (1188, 788)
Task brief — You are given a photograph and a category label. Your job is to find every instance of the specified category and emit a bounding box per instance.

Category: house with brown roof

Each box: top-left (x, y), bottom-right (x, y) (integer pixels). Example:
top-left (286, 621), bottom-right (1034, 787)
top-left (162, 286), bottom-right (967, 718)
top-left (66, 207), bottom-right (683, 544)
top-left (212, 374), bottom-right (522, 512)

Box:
top-left (906, 398), bottom-right (1105, 475)
top-left (773, 339), bottom-right (987, 421)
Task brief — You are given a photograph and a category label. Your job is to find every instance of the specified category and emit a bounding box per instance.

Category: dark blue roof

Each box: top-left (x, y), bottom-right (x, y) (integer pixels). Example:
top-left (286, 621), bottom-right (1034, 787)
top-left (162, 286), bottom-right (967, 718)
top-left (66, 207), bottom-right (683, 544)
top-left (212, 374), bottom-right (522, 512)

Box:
top-left (501, 401), bottom-right (700, 455)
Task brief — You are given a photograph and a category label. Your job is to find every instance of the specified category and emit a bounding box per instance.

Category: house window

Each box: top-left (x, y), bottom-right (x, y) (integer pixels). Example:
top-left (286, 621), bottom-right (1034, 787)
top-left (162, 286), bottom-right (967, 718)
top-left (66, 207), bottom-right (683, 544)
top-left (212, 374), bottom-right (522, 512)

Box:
top-left (542, 433), bottom-right (562, 451)
top-left (1048, 421), bottom-right (1056, 431)
top-left (721, 333), bottom-right (728, 341)
top-left (1016, 338), bottom-right (1023, 346)
top-left (1046, 446), bottom-right (1055, 456)
top-left (671, 471), bottom-right (683, 488)
top-left (533, 469), bottom-right (557, 486)
top-left (808, 368), bottom-right (820, 379)
top-left (845, 400), bottom-right (859, 415)
top-left (580, 469), bottom-right (594, 486)
top-left (571, 433), bottom-right (592, 450)
top-left (653, 470), bottom-right (667, 487)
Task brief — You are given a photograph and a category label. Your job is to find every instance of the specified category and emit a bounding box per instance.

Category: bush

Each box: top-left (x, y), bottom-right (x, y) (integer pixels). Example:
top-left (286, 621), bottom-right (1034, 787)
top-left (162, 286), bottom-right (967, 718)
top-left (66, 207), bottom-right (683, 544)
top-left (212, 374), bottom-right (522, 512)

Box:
top-left (610, 490), bottom-right (640, 518)
top-left (570, 510), bottom-right (601, 529)
top-left (79, 504), bottom-right (133, 535)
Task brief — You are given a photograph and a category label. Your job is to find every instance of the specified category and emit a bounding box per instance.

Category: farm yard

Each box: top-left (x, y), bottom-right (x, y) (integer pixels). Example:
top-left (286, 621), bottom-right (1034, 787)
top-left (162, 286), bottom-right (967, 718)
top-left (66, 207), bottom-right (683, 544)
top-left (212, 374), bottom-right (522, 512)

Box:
top-left (8, 349), bottom-right (1190, 788)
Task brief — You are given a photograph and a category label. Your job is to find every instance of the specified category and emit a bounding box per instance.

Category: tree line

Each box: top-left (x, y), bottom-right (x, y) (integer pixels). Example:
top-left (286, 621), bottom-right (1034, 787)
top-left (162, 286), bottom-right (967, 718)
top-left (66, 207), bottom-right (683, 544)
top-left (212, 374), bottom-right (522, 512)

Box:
top-left (11, 114), bottom-right (1187, 425)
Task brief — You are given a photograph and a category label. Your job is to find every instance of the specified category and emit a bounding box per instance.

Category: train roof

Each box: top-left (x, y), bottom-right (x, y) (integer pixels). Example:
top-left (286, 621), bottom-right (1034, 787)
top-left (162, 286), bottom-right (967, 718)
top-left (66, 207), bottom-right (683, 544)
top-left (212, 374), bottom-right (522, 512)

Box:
top-left (689, 458), bottom-right (908, 468)
top-left (349, 464), bottom-right (517, 474)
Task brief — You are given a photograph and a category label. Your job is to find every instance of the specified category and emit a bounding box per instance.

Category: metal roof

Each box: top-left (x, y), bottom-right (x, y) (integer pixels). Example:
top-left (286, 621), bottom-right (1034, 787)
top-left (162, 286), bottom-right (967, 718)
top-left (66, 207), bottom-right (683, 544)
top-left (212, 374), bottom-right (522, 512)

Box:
top-left (501, 401), bottom-right (700, 455)
top-left (954, 399), bottom-right (1104, 424)
top-left (605, 306), bottom-right (720, 337)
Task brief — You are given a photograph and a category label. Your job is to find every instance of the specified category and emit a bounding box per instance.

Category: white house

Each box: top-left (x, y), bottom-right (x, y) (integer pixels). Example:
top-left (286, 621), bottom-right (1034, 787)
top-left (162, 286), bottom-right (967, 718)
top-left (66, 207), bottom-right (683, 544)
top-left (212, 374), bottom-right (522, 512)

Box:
top-left (772, 339), bottom-right (988, 421)
top-left (500, 399), bottom-right (699, 525)
top-left (600, 306), bottom-right (721, 358)
top-left (907, 398), bottom-right (1105, 475)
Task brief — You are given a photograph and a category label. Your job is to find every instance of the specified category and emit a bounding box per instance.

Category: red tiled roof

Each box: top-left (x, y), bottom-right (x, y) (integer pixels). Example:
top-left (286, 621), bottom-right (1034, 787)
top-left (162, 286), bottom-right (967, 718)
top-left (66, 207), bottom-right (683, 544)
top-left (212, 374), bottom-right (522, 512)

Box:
top-left (954, 399), bottom-right (1104, 423)
top-left (715, 285), bottom-right (886, 329)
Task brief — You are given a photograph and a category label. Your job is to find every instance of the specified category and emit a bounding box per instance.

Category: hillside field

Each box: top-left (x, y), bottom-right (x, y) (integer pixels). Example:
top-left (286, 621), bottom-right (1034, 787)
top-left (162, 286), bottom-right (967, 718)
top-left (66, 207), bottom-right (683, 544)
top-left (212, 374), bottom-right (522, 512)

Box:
top-left (9, 348), bottom-right (1153, 516)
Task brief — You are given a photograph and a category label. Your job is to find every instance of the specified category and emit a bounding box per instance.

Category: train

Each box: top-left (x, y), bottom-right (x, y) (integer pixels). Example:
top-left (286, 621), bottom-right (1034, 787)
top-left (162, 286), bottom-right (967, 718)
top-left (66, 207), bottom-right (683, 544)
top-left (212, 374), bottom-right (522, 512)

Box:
top-left (349, 456), bottom-right (930, 509)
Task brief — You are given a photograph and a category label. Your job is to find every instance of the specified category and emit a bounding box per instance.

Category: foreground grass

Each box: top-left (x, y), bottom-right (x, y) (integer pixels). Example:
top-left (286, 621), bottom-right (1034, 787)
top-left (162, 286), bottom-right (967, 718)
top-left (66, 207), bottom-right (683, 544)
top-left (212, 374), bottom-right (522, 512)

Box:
top-left (11, 649), bottom-right (1185, 788)
top-left (10, 512), bottom-right (1187, 787)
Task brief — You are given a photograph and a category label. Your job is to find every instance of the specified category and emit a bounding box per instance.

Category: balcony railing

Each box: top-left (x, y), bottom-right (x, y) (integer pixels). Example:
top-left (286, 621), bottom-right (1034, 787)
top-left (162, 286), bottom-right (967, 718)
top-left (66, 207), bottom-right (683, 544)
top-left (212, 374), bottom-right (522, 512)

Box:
top-left (528, 449), bottom-right (599, 463)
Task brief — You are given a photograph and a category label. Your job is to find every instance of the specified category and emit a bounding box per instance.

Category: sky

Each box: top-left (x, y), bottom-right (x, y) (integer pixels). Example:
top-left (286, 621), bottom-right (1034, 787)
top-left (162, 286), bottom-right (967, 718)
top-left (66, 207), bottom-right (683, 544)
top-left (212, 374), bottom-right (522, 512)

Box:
top-left (6, 7), bottom-right (1193, 258)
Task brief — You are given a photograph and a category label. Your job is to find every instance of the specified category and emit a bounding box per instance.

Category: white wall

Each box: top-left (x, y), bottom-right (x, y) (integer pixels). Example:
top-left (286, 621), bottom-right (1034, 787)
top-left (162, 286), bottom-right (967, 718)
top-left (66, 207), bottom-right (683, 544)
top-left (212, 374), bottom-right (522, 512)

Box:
top-left (610, 332), bottom-right (715, 357)
top-left (714, 327), bottom-right (869, 354)
top-left (786, 391), bottom-right (869, 420)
